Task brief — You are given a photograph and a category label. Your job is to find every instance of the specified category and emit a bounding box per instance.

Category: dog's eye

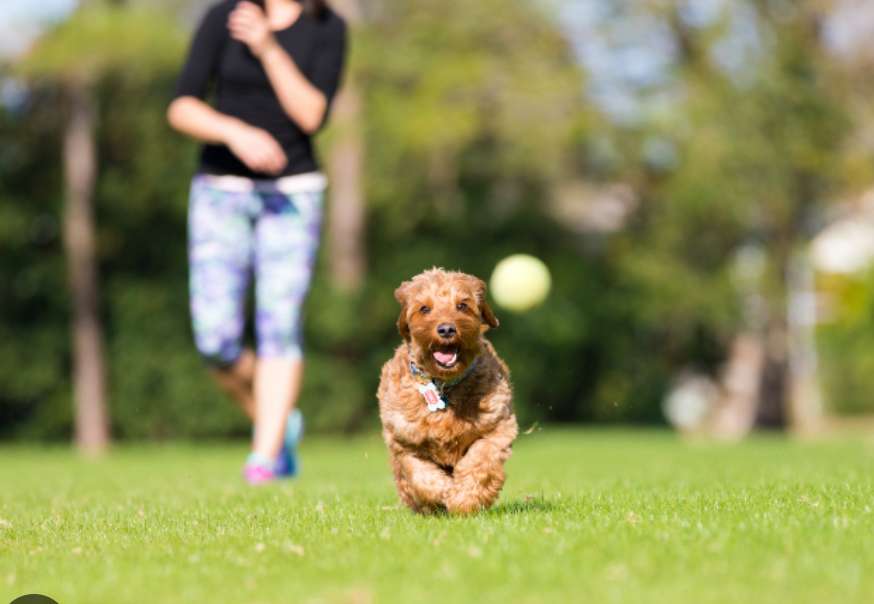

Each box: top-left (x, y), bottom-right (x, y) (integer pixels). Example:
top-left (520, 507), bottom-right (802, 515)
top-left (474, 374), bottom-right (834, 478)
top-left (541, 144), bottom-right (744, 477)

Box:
top-left (456, 302), bottom-right (468, 311)
top-left (419, 305), bottom-right (431, 314)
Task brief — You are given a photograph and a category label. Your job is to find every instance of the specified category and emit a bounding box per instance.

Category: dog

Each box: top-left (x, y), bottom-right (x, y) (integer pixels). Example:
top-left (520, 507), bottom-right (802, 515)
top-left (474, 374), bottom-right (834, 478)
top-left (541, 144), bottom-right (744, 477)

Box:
top-left (377, 268), bottom-right (518, 514)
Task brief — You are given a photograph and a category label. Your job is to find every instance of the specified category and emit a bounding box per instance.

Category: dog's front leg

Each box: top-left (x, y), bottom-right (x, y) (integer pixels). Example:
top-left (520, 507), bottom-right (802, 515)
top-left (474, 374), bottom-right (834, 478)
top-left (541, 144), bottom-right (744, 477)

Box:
top-left (445, 418), bottom-right (517, 514)
top-left (392, 451), bottom-right (453, 514)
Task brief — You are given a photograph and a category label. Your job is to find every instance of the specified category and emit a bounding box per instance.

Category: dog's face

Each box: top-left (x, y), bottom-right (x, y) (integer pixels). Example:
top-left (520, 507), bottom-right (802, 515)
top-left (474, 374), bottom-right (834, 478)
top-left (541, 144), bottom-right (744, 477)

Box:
top-left (395, 269), bottom-right (499, 379)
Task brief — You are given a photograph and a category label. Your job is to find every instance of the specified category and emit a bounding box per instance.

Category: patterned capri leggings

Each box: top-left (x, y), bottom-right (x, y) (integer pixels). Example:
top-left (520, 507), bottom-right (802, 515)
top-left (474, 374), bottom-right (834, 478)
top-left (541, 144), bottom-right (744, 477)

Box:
top-left (188, 173), bottom-right (324, 366)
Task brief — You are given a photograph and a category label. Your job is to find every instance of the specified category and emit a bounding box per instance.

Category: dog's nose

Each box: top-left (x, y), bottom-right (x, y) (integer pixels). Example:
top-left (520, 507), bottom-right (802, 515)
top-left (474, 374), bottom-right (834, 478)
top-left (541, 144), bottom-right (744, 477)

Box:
top-left (436, 323), bottom-right (457, 339)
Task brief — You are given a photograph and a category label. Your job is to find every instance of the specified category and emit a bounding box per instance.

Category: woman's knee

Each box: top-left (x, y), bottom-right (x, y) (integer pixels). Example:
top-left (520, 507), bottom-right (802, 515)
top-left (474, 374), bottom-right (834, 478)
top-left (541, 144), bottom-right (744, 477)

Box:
top-left (256, 337), bottom-right (303, 361)
top-left (194, 334), bottom-right (243, 369)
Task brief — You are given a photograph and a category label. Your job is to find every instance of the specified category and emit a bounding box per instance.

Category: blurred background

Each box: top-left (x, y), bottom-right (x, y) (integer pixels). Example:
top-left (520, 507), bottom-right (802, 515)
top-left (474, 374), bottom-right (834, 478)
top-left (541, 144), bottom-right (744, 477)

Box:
top-left (3, 0), bottom-right (874, 450)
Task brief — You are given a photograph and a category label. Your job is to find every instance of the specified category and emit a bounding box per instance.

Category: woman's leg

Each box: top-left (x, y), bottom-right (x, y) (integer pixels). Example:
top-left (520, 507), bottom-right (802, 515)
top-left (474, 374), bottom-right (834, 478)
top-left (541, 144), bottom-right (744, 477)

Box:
top-left (210, 348), bottom-right (257, 419)
top-left (252, 357), bottom-right (303, 458)
top-left (188, 177), bottom-right (256, 411)
top-left (251, 189), bottom-right (323, 460)
top-left (212, 349), bottom-right (304, 459)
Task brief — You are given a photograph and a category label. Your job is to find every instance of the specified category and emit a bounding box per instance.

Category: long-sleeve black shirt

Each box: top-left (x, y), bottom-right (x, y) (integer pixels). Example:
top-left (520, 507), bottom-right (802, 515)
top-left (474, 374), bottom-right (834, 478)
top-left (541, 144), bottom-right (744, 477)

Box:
top-left (174, 0), bottom-right (347, 178)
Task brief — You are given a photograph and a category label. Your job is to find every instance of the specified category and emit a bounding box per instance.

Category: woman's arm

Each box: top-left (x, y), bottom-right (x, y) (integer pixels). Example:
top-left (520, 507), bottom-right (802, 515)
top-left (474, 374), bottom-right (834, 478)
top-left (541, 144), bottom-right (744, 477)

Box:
top-left (228, 2), bottom-right (341, 134)
top-left (167, 96), bottom-right (240, 145)
top-left (167, 97), bottom-right (287, 175)
top-left (258, 40), bottom-right (327, 134)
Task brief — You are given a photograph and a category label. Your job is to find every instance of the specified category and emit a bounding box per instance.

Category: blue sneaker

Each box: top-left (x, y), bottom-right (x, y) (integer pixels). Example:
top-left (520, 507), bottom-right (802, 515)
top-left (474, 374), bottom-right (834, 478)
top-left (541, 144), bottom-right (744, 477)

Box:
top-left (274, 408), bottom-right (304, 478)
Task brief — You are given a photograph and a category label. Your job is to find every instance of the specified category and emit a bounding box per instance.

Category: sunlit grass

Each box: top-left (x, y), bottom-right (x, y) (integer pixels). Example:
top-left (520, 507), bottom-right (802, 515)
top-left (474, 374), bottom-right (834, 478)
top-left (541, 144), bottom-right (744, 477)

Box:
top-left (2, 430), bottom-right (873, 603)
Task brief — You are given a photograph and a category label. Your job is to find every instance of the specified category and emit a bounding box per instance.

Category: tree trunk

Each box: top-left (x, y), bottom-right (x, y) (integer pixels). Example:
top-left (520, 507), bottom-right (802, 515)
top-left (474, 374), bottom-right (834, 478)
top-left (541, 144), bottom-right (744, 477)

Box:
top-left (709, 333), bottom-right (766, 440)
top-left (64, 82), bottom-right (110, 455)
top-left (325, 83), bottom-right (366, 292)
top-left (753, 235), bottom-right (792, 430)
top-left (325, 0), bottom-right (365, 292)
top-left (786, 248), bottom-right (824, 435)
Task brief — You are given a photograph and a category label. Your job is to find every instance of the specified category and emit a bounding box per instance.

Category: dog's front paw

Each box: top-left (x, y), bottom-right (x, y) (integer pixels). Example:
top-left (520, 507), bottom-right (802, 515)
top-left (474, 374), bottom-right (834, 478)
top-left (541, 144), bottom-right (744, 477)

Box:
top-left (444, 477), bottom-right (499, 515)
top-left (444, 491), bottom-right (485, 515)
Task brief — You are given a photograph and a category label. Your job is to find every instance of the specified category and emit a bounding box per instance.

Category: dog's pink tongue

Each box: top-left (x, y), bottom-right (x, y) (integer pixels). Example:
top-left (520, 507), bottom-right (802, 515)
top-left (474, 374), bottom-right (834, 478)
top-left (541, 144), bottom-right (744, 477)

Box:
top-left (434, 350), bottom-right (457, 365)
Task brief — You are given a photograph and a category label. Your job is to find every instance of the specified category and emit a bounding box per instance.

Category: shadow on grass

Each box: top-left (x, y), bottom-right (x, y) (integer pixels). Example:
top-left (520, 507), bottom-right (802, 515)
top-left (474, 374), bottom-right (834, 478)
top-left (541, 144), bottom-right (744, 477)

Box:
top-left (487, 496), bottom-right (557, 516)
top-left (402, 496), bottom-right (557, 519)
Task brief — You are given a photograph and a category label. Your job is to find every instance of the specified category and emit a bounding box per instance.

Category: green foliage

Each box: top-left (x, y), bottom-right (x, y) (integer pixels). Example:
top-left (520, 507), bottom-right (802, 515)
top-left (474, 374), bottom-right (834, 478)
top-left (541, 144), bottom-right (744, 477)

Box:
top-left (3, 0), bottom-right (873, 439)
top-left (817, 270), bottom-right (874, 415)
top-left (601, 1), bottom-right (854, 411)
top-left (355, 0), bottom-right (584, 211)
top-left (3, 432), bottom-right (874, 603)
top-left (17, 6), bottom-right (185, 84)
top-left (0, 83), bottom-right (70, 439)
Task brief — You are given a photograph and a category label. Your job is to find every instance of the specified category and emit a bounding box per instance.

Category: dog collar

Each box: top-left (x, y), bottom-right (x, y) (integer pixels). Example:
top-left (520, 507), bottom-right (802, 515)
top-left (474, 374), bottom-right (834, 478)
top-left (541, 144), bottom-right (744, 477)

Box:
top-left (409, 356), bottom-right (480, 412)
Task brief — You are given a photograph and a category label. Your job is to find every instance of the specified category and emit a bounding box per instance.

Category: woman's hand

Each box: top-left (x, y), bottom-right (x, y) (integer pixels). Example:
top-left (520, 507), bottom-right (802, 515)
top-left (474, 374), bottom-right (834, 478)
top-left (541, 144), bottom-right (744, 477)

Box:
top-left (225, 0), bottom-right (330, 134)
top-left (228, 2), bottom-right (277, 58)
top-left (223, 121), bottom-right (288, 175)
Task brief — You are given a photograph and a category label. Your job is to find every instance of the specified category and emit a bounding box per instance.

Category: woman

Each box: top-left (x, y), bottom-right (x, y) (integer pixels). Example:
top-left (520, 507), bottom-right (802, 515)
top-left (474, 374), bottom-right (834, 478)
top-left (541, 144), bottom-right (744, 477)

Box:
top-left (167, 0), bottom-right (346, 483)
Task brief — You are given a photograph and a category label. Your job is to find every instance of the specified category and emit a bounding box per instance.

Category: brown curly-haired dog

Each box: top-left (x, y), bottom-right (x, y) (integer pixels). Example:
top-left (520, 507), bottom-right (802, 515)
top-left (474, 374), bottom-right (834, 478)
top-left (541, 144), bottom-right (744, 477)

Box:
top-left (378, 268), bottom-right (518, 514)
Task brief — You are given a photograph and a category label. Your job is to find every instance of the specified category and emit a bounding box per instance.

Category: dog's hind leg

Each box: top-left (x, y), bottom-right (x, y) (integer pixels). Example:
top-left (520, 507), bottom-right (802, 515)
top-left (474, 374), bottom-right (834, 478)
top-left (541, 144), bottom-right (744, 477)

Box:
top-left (392, 452), bottom-right (453, 513)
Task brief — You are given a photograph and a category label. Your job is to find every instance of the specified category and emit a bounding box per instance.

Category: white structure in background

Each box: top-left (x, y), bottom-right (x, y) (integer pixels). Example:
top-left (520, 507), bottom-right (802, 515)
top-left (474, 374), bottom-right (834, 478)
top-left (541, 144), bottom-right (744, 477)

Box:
top-left (811, 191), bottom-right (874, 275)
top-left (663, 373), bottom-right (718, 433)
top-left (787, 189), bottom-right (874, 432)
top-left (551, 181), bottom-right (638, 235)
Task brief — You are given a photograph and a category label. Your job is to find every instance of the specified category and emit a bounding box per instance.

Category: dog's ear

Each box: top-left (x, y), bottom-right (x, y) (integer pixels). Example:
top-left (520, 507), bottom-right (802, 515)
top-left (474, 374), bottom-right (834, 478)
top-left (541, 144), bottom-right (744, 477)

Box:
top-left (481, 297), bottom-right (499, 329)
top-left (470, 276), bottom-right (499, 330)
top-left (394, 282), bottom-right (411, 341)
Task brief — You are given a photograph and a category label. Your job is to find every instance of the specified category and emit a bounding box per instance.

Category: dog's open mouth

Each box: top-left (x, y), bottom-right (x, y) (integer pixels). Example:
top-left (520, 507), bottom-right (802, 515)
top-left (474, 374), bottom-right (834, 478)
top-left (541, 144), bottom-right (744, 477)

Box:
top-left (432, 346), bottom-right (459, 369)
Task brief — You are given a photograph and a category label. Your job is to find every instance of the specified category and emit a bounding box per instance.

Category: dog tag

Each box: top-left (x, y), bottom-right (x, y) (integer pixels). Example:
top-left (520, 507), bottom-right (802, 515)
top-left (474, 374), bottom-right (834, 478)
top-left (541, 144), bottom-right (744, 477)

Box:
top-left (417, 382), bottom-right (446, 412)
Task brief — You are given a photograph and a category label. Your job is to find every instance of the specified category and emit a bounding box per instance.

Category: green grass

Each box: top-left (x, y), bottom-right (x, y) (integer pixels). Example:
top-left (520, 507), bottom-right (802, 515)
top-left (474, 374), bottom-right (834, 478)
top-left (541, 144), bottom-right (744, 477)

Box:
top-left (2, 430), bottom-right (874, 604)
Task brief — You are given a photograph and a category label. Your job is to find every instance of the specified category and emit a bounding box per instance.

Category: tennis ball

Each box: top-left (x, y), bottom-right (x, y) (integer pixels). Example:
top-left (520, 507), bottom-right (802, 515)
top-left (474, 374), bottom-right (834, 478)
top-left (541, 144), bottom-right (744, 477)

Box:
top-left (489, 254), bottom-right (552, 312)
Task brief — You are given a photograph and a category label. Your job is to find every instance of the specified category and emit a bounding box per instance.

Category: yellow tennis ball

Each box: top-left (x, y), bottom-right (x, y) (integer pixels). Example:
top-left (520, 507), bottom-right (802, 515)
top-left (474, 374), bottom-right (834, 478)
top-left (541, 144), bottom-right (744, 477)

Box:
top-left (490, 254), bottom-right (552, 312)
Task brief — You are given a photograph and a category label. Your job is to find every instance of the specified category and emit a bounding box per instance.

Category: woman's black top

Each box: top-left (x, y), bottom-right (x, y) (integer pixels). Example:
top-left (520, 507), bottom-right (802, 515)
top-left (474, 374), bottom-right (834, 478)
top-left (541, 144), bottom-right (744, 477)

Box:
top-left (174, 0), bottom-right (347, 178)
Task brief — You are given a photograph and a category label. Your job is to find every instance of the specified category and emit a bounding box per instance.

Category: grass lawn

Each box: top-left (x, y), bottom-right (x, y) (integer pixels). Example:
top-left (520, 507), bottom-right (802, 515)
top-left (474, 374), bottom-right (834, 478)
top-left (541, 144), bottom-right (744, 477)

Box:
top-left (2, 429), bottom-right (873, 604)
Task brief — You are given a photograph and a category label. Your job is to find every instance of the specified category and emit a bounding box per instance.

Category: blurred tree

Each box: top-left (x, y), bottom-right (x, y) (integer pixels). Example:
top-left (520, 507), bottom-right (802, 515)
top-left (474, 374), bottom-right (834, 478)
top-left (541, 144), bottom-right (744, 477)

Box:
top-left (8, 0), bottom-right (868, 441)
top-left (612, 0), bottom-right (856, 433)
top-left (325, 0), bottom-right (367, 292)
top-left (809, 1), bottom-right (874, 421)
top-left (18, 3), bottom-right (184, 452)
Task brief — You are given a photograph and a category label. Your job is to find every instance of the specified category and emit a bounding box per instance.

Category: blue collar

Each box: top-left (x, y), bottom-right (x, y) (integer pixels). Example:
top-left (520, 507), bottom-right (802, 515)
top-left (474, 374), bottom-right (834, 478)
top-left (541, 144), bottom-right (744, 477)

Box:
top-left (409, 355), bottom-right (480, 397)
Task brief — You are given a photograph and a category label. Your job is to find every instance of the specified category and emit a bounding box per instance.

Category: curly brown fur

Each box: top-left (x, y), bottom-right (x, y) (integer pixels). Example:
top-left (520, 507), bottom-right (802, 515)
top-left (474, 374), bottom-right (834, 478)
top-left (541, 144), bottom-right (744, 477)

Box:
top-left (377, 268), bottom-right (518, 515)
